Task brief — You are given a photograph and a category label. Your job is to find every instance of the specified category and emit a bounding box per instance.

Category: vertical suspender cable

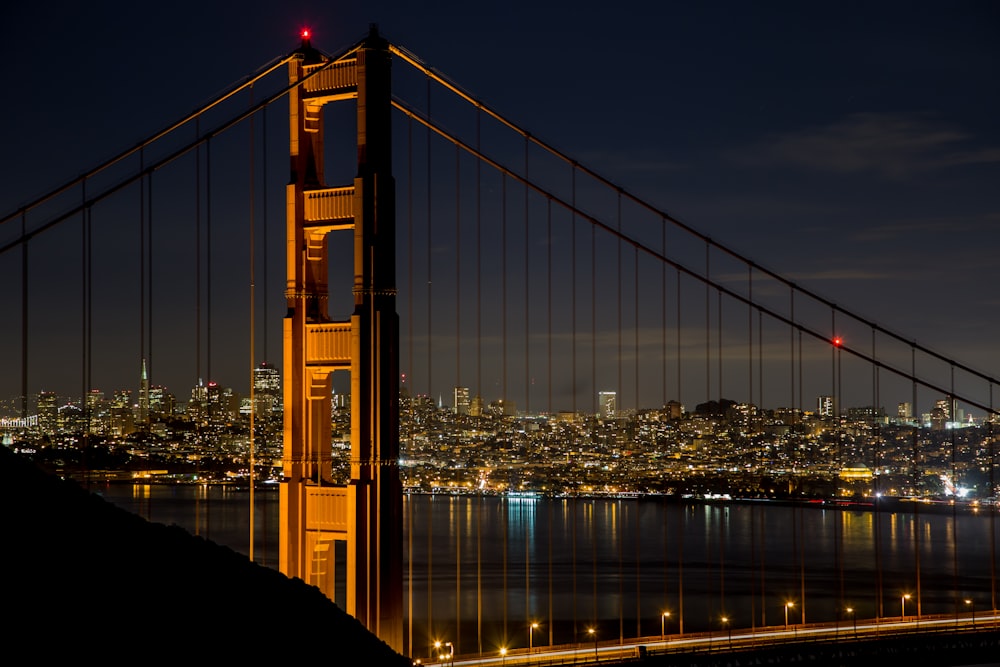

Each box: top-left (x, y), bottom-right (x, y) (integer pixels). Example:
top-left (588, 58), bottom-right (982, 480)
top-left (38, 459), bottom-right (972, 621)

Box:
top-left (405, 115), bottom-right (415, 653)
top-left (262, 104), bottom-right (269, 361)
top-left (456, 498), bottom-right (461, 653)
top-left (570, 165), bottom-right (577, 633)
top-left (676, 269), bottom-right (681, 403)
top-left (454, 145), bottom-right (462, 653)
top-left (21, 212), bottom-right (28, 420)
top-left (421, 96), bottom-right (434, 639)
top-left (705, 244), bottom-right (710, 407)
top-left (406, 105), bottom-right (413, 396)
top-left (873, 329), bottom-right (883, 617)
top-left (716, 281), bottom-right (724, 608)
top-left (790, 288), bottom-right (796, 464)
top-left (148, 167), bottom-right (154, 390)
top-left (663, 494), bottom-right (669, 626)
top-left (989, 386), bottom-right (996, 615)
top-left (571, 497), bottom-right (578, 637)
top-left (718, 291), bottom-right (722, 408)
top-left (660, 223), bottom-right (668, 625)
top-left (475, 110), bottom-right (482, 658)
top-left (750, 502), bottom-right (757, 631)
top-left (500, 173), bottom-right (508, 404)
top-left (248, 88), bottom-right (257, 562)
top-left (194, 120), bottom-right (205, 537)
top-left (408, 493), bottom-right (414, 656)
top-left (830, 311), bottom-right (838, 626)
top-left (756, 310), bottom-right (762, 622)
top-left (547, 202), bottom-right (554, 640)
top-left (547, 200), bottom-right (552, 415)
top-left (476, 496), bottom-right (482, 655)
top-left (260, 101), bottom-right (269, 567)
top-left (195, 119), bottom-right (202, 393)
top-left (799, 501), bottom-right (806, 623)
top-left (662, 218), bottom-right (667, 408)
top-left (502, 174), bottom-right (507, 405)
top-left (455, 144), bottom-right (461, 398)
top-left (617, 193), bottom-right (622, 417)
top-left (592, 502), bottom-right (597, 634)
top-left (548, 499), bottom-right (553, 645)
top-left (139, 149), bottom-right (146, 395)
top-left (951, 366), bottom-right (959, 618)
top-left (428, 492), bottom-right (433, 643)
top-left (759, 507), bottom-right (766, 626)
top-left (426, 76), bottom-right (433, 401)
top-left (571, 165), bottom-right (577, 423)
top-left (591, 190), bottom-right (596, 417)
top-left (80, 183), bottom-right (90, 480)
top-left (525, 499), bottom-right (530, 641)
top-left (758, 312), bottom-right (763, 441)
top-left (912, 347), bottom-right (922, 615)
top-left (206, 138), bottom-right (213, 382)
top-left (677, 495), bottom-right (684, 635)
top-left (502, 498), bottom-right (508, 646)
top-left (748, 268), bottom-right (753, 423)
top-left (475, 104), bottom-right (482, 412)
top-left (617, 502), bottom-right (623, 644)
top-left (633, 246), bottom-right (640, 638)
top-left (524, 136), bottom-right (530, 414)
top-left (676, 269), bottom-right (684, 636)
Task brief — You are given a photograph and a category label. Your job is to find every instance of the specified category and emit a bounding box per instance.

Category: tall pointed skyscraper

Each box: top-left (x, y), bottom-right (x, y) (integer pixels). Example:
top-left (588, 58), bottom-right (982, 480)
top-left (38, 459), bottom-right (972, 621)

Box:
top-left (138, 358), bottom-right (150, 428)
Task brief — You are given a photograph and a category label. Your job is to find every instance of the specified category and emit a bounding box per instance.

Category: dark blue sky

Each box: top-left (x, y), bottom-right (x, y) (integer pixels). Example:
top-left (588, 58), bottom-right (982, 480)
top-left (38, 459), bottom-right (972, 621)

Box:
top-left (1, 1), bottom-right (997, 413)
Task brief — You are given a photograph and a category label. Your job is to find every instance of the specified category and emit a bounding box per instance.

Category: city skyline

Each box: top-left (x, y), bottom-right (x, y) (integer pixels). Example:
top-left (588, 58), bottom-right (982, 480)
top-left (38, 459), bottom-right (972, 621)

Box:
top-left (6, 356), bottom-right (993, 426)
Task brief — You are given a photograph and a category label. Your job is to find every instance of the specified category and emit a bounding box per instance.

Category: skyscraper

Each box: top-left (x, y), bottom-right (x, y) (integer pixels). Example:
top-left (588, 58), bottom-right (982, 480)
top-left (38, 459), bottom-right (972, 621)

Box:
top-left (599, 391), bottom-right (616, 419)
top-left (137, 358), bottom-right (150, 429)
top-left (817, 395), bottom-right (834, 418)
top-left (36, 391), bottom-right (58, 436)
top-left (454, 386), bottom-right (470, 415)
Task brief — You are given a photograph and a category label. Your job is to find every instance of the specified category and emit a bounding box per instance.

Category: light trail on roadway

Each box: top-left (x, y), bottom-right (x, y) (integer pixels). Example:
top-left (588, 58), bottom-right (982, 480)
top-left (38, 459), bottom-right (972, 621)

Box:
top-left (413, 611), bottom-right (1000, 666)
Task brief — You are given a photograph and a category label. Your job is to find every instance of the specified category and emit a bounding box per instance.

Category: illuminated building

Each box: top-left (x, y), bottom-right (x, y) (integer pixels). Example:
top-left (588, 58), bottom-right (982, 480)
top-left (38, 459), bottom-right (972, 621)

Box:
top-left (454, 386), bottom-right (470, 415)
top-left (599, 391), bottom-right (616, 419)
top-left (817, 395), bottom-right (834, 418)
top-left (36, 392), bottom-right (58, 436)
top-left (137, 358), bottom-right (150, 428)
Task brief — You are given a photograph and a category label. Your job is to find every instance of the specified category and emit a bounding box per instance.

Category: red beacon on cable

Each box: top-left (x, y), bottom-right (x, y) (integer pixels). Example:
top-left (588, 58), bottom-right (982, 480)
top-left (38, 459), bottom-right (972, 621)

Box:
top-left (832, 336), bottom-right (843, 347)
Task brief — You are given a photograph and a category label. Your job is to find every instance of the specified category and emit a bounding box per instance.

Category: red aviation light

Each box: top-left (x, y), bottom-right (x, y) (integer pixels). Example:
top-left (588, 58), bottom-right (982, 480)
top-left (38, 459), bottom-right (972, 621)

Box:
top-left (300, 28), bottom-right (311, 40)
top-left (832, 336), bottom-right (843, 347)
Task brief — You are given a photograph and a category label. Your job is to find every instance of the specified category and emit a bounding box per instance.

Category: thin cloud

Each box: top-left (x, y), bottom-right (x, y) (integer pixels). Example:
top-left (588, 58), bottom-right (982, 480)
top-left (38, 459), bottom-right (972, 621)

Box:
top-left (785, 268), bottom-right (897, 282)
top-left (852, 213), bottom-right (1000, 242)
top-left (737, 112), bottom-right (1000, 178)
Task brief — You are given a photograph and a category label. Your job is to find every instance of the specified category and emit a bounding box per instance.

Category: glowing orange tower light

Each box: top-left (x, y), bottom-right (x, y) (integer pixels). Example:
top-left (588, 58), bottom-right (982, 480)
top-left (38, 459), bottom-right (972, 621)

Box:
top-left (279, 26), bottom-right (402, 651)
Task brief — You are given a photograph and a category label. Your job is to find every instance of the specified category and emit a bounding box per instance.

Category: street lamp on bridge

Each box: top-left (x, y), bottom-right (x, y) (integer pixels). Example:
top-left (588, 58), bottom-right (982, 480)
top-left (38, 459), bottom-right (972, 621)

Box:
top-left (784, 601), bottom-right (795, 631)
top-left (499, 647), bottom-right (507, 666)
top-left (901, 594), bottom-right (911, 620)
top-left (433, 641), bottom-right (454, 667)
top-left (587, 627), bottom-right (598, 662)
top-left (966, 598), bottom-right (975, 627)
top-left (661, 611), bottom-right (671, 640)
top-left (529, 622), bottom-right (539, 654)
top-left (721, 616), bottom-right (732, 650)
top-left (846, 607), bottom-right (857, 639)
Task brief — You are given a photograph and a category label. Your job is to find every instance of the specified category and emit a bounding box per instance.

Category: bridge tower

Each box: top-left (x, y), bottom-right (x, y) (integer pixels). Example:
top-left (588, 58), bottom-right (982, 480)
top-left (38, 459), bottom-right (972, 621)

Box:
top-left (279, 26), bottom-right (402, 651)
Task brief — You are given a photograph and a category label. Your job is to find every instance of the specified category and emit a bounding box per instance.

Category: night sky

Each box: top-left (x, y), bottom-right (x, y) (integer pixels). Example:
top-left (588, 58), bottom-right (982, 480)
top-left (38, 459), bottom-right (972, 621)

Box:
top-left (1, 1), bottom-right (998, 414)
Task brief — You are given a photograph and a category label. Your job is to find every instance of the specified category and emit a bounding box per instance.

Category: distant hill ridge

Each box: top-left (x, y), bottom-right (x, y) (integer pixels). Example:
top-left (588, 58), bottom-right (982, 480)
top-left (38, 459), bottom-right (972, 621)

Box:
top-left (1, 445), bottom-right (410, 664)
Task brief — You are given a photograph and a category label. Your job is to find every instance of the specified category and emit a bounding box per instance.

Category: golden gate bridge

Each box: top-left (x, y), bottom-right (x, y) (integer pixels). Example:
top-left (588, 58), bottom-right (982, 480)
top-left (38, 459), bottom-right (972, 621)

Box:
top-left (1, 26), bottom-right (997, 664)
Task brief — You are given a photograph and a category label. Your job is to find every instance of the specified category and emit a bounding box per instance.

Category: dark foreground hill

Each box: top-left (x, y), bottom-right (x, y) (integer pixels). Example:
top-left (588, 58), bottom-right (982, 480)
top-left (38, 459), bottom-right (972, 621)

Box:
top-left (0, 445), bottom-right (410, 664)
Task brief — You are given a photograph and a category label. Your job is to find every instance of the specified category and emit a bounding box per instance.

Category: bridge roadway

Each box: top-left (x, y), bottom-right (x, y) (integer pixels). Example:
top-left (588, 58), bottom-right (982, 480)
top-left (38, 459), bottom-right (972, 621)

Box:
top-left (417, 612), bottom-right (1000, 666)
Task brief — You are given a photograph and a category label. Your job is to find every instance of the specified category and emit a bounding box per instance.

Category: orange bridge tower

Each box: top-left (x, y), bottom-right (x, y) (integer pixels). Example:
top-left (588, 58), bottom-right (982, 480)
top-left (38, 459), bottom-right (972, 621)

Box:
top-left (278, 26), bottom-right (402, 651)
